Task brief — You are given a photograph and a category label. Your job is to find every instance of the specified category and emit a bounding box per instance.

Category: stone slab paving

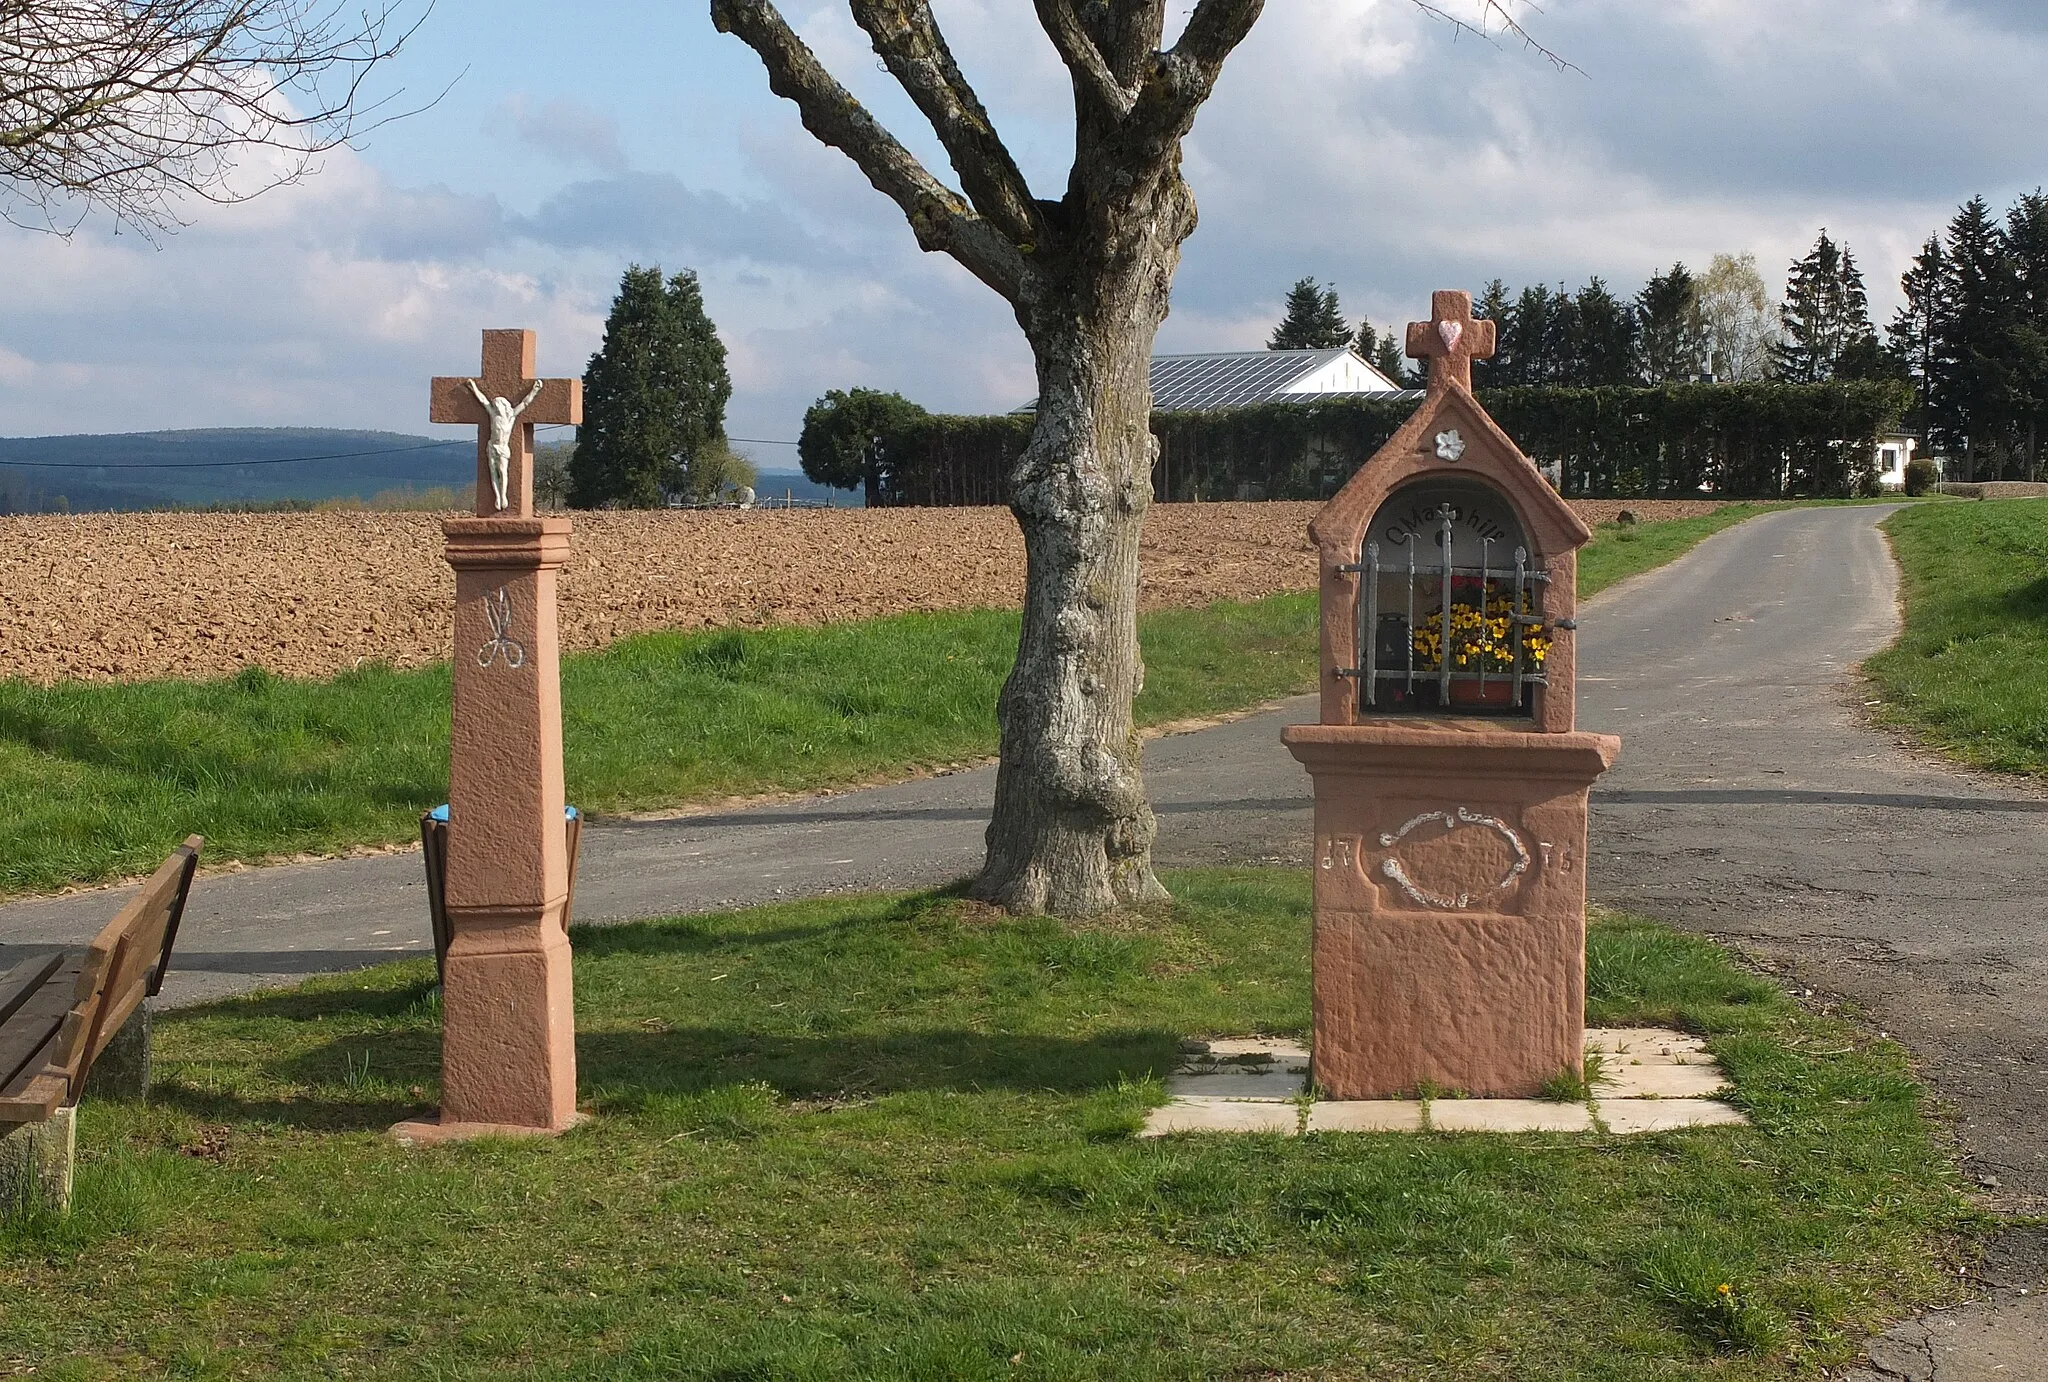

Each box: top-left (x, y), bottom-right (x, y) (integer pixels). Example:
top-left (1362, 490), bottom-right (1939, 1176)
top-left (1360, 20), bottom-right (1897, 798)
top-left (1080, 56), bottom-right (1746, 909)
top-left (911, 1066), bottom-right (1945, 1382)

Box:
top-left (1304, 1101), bottom-right (1427, 1133)
top-left (1140, 1030), bottom-right (1749, 1138)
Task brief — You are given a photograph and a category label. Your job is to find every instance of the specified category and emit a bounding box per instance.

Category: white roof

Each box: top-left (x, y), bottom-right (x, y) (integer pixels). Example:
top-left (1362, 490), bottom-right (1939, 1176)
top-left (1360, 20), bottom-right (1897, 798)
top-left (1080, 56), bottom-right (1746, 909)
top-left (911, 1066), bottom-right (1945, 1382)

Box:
top-left (1016, 348), bottom-right (1414, 413)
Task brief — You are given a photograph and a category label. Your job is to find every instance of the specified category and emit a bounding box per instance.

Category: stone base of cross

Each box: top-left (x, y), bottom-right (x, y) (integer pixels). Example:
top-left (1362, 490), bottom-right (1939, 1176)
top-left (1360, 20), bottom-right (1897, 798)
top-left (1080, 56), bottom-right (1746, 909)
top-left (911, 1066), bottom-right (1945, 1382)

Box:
top-left (392, 329), bottom-right (585, 1145)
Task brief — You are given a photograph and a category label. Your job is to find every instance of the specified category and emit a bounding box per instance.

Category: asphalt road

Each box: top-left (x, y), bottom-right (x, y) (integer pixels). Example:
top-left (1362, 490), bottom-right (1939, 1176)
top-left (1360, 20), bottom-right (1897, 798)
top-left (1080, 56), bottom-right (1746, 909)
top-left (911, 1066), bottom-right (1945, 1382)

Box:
top-left (5, 502), bottom-right (2044, 1368)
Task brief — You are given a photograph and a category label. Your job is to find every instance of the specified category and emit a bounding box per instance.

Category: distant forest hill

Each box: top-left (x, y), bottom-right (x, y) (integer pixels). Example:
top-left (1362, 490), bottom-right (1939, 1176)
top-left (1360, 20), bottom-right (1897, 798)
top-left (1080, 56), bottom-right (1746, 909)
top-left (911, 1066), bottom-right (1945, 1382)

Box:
top-left (0, 428), bottom-right (477, 513)
top-left (0, 429), bottom-right (857, 513)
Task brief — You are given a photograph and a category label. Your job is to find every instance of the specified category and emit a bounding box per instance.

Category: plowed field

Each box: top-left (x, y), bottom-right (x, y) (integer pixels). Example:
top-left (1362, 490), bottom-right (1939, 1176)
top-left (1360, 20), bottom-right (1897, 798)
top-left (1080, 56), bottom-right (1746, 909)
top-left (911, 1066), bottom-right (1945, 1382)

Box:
top-left (0, 499), bottom-right (1727, 684)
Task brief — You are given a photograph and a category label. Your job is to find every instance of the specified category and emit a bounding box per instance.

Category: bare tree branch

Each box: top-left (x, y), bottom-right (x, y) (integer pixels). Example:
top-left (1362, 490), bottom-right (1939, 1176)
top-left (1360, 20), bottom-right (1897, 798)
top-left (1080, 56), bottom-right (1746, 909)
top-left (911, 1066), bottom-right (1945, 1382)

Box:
top-left (710, 0), bottom-right (1028, 299)
top-left (1130, 0), bottom-right (1263, 143)
top-left (1409, 0), bottom-right (1580, 74)
top-left (0, 0), bottom-right (430, 235)
top-left (846, 0), bottom-right (1042, 245)
top-left (1100, 1), bottom-right (1166, 86)
top-left (1031, 0), bottom-right (1135, 118)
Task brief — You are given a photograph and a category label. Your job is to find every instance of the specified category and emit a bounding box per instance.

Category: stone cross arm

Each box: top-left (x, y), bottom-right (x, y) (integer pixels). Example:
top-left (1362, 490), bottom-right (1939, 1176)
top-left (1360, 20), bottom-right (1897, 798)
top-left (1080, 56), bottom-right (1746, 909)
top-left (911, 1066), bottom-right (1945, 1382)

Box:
top-left (428, 375), bottom-right (580, 429)
top-left (1406, 290), bottom-right (1498, 393)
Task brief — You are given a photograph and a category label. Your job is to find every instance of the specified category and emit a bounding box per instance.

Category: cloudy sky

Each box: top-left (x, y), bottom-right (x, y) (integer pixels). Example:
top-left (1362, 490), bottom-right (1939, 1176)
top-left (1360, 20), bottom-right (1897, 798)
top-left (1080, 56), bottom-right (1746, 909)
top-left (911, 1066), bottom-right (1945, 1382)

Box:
top-left (3, 0), bottom-right (2044, 460)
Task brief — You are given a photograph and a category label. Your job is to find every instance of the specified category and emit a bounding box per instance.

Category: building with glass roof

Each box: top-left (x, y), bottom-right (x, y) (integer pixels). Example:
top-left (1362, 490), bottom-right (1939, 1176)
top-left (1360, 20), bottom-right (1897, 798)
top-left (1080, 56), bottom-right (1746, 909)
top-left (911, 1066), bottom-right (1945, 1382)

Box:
top-left (1015, 347), bottom-right (1419, 413)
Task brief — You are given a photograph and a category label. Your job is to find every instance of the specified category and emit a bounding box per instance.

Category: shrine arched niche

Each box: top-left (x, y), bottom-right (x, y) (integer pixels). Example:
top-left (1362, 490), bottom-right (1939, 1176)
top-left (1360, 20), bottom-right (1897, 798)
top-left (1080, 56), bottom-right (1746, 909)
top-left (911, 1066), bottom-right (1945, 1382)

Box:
top-left (1355, 477), bottom-right (1552, 716)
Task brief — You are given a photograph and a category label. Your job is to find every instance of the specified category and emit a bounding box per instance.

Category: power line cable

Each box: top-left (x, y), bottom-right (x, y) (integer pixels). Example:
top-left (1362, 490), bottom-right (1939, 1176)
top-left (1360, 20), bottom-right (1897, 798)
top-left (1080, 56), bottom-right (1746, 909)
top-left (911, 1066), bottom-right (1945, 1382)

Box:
top-left (0, 423), bottom-right (803, 471)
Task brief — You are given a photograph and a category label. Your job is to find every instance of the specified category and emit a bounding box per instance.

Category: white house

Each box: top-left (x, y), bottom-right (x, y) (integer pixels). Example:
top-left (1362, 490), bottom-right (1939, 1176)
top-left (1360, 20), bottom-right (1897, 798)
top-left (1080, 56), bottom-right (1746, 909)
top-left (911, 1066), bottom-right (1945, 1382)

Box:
top-left (1017, 347), bottom-right (1413, 413)
top-left (1874, 433), bottom-right (1919, 490)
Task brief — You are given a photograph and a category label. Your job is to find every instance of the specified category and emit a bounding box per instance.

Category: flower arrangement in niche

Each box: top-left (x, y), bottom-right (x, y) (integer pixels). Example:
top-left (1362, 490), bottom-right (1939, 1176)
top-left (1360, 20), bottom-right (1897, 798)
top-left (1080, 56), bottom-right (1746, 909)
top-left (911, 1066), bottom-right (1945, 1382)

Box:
top-left (1410, 582), bottom-right (1550, 676)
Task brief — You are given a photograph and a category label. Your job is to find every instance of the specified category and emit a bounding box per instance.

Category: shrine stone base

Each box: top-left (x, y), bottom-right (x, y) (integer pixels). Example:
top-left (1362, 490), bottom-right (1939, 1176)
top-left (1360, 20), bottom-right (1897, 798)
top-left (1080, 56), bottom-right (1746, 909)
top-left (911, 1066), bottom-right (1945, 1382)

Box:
top-left (1282, 720), bottom-right (1619, 1100)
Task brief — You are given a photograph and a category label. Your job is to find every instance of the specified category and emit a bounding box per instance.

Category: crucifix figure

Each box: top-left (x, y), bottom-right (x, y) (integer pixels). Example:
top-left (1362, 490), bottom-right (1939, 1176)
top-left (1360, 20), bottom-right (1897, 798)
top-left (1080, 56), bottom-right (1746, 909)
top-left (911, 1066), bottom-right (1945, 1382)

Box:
top-left (465, 378), bottom-right (545, 512)
top-left (1404, 289), bottom-right (1498, 394)
top-left (431, 330), bottom-right (581, 517)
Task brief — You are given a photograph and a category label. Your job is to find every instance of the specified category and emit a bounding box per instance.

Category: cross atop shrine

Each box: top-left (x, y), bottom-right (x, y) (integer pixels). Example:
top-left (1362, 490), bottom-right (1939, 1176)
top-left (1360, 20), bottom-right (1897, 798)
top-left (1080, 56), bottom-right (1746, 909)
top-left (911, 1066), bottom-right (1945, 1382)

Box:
top-left (1404, 290), bottom-right (1497, 394)
top-left (431, 329), bottom-right (582, 518)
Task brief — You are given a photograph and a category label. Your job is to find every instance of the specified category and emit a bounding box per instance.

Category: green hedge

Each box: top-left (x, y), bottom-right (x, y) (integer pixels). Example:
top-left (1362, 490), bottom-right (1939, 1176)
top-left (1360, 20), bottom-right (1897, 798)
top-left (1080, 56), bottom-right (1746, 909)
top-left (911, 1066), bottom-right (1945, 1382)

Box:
top-left (867, 381), bottom-right (1913, 506)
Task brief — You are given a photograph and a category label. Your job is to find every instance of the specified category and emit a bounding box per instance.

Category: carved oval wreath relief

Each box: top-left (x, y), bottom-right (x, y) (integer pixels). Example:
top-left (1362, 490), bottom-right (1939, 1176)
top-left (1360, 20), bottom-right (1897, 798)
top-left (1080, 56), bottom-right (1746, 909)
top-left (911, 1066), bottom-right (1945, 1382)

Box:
top-left (1376, 808), bottom-right (1532, 911)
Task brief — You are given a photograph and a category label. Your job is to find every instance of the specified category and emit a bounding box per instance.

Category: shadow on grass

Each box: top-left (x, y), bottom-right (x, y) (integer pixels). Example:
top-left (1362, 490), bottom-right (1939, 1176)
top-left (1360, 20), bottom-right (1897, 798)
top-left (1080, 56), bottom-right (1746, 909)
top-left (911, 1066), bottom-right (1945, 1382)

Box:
top-left (145, 1081), bottom-right (430, 1135)
top-left (139, 1024), bottom-right (1178, 1134)
top-left (575, 1025), bottom-right (1183, 1107)
top-left (565, 882), bottom-right (976, 957)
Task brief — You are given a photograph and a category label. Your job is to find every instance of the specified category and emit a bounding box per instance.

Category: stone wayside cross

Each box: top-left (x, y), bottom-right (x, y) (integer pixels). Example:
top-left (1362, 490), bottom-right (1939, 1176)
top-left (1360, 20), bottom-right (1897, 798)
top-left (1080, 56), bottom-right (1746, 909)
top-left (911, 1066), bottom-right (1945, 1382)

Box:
top-left (1404, 290), bottom-right (1498, 393)
top-left (395, 329), bottom-right (584, 1144)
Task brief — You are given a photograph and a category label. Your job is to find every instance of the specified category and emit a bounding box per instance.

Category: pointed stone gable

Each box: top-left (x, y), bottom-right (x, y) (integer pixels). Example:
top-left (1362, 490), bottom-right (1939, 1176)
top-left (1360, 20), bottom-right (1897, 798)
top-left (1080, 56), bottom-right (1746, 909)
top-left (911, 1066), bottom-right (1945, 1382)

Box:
top-left (1308, 384), bottom-right (1590, 565)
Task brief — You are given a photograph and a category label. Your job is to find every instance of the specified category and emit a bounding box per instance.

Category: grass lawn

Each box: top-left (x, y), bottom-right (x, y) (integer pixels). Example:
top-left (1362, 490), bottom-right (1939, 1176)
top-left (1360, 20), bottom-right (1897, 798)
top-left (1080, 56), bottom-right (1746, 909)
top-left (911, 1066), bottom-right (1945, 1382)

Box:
top-left (0, 506), bottom-right (1772, 899)
top-left (0, 869), bottom-right (1971, 1378)
top-left (1865, 498), bottom-right (2048, 775)
top-left (1578, 505), bottom-right (1783, 601)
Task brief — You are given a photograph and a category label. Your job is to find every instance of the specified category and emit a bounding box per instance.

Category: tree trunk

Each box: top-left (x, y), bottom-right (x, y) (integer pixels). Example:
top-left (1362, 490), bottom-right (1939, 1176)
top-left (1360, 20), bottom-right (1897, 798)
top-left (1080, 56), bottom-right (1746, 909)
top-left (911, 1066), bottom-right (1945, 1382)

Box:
top-left (972, 261), bottom-right (1175, 915)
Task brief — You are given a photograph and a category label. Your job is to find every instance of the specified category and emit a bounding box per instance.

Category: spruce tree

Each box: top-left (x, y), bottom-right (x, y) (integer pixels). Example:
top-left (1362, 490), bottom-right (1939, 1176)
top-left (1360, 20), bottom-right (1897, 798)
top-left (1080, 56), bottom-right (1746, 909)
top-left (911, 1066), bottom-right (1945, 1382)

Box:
top-left (1373, 332), bottom-right (1406, 385)
top-left (1471, 279), bottom-right (1513, 387)
top-left (1350, 316), bottom-right (1407, 384)
top-left (1503, 284), bottom-right (1558, 385)
top-left (1773, 230), bottom-right (1878, 383)
top-left (2003, 193), bottom-right (2048, 477)
top-left (1269, 277), bottom-right (1351, 350)
top-left (1887, 234), bottom-right (1948, 440)
top-left (1572, 277), bottom-right (1639, 385)
top-left (1637, 264), bottom-right (1705, 384)
top-left (571, 265), bottom-right (733, 508)
top-left (1938, 197), bottom-right (2017, 476)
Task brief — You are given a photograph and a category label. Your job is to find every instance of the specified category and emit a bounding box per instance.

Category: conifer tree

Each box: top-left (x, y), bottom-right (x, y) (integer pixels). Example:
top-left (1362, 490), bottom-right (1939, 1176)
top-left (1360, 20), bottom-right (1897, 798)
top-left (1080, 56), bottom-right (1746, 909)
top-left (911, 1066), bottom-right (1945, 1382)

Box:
top-left (1269, 277), bottom-right (1351, 349)
top-left (1636, 263), bottom-right (1705, 384)
top-left (1774, 230), bottom-right (1878, 383)
top-left (2002, 193), bottom-right (2048, 477)
top-left (1351, 316), bottom-right (1407, 383)
top-left (1572, 276), bottom-right (1639, 385)
top-left (1887, 235), bottom-right (1948, 440)
top-left (1501, 284), bottom-right (1559, 385)
top-left (572, 266), bottom-right (733, 508)
top-left (1470, 279), bottom-right (1513, 387)
top-left (1937, 197), bottom-right (2017, 476)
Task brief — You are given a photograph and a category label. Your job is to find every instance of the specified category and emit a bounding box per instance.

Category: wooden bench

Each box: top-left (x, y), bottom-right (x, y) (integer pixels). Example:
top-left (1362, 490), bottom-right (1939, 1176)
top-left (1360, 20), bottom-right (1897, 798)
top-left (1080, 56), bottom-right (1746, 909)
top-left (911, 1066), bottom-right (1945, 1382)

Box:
top-left (0, 835), bottom-right (202, 1218)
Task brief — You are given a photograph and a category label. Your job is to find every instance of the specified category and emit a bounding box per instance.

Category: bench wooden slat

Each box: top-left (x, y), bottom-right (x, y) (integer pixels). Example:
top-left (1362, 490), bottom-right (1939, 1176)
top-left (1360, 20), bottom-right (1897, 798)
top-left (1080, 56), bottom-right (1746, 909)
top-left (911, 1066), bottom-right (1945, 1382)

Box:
top-left (0, 953), bottom-right (68, 1028)
top-left (0, 959), bottom-right (84, 1089)
top-left (0, 1021), bottom-right (69, 1123)
top-left (79, 836), bottom-right (200, 1072)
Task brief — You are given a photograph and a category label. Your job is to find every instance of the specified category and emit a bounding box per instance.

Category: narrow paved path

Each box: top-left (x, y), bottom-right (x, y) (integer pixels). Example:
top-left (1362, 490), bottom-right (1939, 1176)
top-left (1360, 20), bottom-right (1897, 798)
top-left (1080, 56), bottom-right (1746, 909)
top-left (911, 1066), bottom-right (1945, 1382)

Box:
top-left (3, 502), bottom-right (2042, 1367)
top-left (0, 706), bottom-right (1319, 1006)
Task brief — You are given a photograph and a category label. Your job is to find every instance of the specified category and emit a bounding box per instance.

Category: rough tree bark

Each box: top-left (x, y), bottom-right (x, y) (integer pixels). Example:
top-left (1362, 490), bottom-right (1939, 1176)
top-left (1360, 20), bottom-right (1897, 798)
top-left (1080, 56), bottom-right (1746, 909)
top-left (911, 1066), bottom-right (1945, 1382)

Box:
top-left (712, 0), bottom-right (1263, 915)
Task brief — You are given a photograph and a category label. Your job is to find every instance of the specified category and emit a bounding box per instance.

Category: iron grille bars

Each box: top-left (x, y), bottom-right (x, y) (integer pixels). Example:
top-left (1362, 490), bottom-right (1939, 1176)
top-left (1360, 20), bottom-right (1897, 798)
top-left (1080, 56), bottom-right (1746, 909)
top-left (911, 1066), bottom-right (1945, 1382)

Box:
top-left (1338, 519), bottom-right (1553, 715)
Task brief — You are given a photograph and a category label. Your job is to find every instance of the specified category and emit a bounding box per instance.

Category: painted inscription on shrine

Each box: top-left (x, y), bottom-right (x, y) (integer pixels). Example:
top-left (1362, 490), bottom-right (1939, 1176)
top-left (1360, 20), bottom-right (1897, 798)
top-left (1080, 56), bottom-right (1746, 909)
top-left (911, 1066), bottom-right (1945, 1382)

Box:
top-left (1372, 480), bottom-right (1528, 569)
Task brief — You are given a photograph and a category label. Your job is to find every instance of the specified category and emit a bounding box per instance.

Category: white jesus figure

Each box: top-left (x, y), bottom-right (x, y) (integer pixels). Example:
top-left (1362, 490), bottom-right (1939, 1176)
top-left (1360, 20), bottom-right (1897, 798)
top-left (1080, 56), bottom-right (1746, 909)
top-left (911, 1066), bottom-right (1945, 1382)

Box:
top-left (466, 378), bottom-right (546, 511)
